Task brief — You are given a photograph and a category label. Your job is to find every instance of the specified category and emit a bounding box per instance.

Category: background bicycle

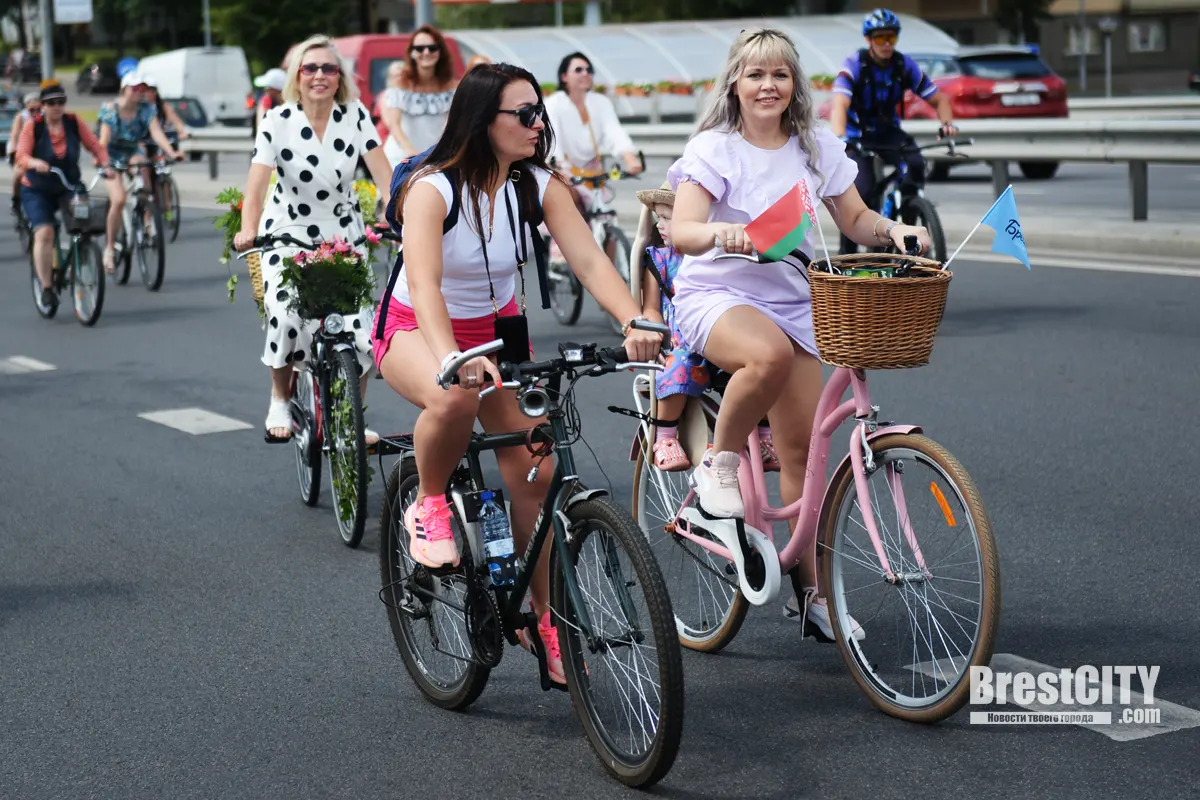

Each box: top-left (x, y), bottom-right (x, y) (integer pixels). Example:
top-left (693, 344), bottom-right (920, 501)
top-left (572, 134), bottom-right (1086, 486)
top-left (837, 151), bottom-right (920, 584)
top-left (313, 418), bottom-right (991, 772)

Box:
top-left (375, 332), bottom-right (684, 788)
top-left (839, 137), bottom-right (973, 263)
top-left (544, 155), bottom-right (642, 334)
top-left (30, 166), bottom-right (108, 326)
top-left (238, 228), bottom-right (398, 549)
top-left (108, 158), bottom-right (168, 291)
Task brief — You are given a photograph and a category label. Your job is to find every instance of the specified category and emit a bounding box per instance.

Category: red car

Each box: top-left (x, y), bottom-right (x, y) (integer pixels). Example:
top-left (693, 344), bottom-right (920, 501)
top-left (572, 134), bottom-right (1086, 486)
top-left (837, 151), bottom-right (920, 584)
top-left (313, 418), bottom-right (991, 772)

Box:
top-left (820, 45), bottom-right (1069, 180)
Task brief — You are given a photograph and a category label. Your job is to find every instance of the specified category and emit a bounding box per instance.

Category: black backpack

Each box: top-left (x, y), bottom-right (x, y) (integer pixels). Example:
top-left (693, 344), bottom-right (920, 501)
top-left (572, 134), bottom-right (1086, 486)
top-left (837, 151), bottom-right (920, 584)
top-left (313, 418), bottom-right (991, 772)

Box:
top-left (851, 49), bottom-right (910, 132)
top-left (375, 158), bottom-right (551, 340)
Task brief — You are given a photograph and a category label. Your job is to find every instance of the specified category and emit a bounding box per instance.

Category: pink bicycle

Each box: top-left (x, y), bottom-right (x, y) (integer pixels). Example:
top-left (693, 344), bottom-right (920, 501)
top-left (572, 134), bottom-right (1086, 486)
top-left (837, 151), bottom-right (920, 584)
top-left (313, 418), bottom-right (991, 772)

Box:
top-left (625, 247), bottom-right (1001, 723)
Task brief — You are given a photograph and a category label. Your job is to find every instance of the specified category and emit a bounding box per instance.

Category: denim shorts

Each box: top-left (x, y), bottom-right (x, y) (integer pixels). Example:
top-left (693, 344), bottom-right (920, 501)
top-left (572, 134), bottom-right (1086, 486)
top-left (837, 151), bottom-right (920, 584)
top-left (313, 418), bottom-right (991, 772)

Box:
top-left (21, 187), bottom-right (65, 230)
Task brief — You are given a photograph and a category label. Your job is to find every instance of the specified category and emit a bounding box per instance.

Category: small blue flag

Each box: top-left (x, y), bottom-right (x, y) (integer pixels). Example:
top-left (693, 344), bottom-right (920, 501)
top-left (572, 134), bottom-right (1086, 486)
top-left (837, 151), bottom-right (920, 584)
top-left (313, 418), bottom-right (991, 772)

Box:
top-left (980, 185), bottom-right (1030, 269)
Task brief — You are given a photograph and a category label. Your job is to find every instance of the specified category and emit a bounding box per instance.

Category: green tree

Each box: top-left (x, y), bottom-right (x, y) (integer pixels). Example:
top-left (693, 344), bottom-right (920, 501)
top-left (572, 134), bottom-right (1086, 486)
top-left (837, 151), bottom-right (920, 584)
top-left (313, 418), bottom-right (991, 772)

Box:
top-left (996, 0), bottom-right (1054, 44)
top-left (210, 0), bottom-right (359, 73)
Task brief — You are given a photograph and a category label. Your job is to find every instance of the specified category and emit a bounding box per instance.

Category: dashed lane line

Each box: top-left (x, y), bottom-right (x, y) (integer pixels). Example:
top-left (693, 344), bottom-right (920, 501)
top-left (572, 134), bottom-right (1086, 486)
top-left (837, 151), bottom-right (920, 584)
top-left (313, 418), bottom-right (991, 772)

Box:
top-left (138, 408), bottom-right (254, 436)
top-left (0, 356), bottom-right (57, 375)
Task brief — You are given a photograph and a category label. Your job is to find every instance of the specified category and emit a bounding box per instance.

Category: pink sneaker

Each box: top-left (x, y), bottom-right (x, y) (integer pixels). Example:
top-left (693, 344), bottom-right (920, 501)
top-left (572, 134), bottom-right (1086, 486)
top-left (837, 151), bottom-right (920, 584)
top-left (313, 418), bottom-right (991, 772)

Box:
top-left (403, 495), bottom-right (460, 569)
top-left (518, 610), bottom-right (566, 684)
top-left (653, 437), bottom-right (691, 472)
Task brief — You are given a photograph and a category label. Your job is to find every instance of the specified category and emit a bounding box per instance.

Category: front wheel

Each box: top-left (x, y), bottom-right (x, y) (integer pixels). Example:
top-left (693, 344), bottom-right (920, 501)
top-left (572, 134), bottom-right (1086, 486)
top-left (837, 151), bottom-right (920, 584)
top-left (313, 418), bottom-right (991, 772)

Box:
top-left (112, 221), bottom-right (132, 285)
top-left (136, 199), bottom-right (166, 291)
top-left (604, 227), bottom-right (632, 337)
top-left (551, 497), bottom-right (684, 788)
top-left (30, 253), bottom-right (58, 319)
top-left (293, 368), bottom-right (322, 508)
top-left (324, 348), bottom-right (369, 548)
top-left (820, 433), bottom-right (1000, 723)
top-left (72, 239), bottom-right (105, 326)
top-left (901, 195), bottom-right (947, 264)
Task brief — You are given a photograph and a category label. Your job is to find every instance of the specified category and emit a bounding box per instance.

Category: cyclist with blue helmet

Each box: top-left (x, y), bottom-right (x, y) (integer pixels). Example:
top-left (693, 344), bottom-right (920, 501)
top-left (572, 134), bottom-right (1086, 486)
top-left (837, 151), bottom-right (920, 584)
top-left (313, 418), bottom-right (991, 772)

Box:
top-left (830, 9), bottom-right (957, 242)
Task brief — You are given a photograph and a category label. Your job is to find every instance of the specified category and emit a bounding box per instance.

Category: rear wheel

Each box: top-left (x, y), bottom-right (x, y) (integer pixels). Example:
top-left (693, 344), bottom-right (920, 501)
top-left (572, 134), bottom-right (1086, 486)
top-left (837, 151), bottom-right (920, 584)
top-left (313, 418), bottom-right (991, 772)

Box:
top-left (30, 251), bottom-right (58, 319)
top-left (325, 348), bottom-right (369, 548)
top-left (379, 459), bottom-right (490, 709)
top-left (72, 239), bottom-right (105, 326)
top-left (820, 434), bottom-right (1000, 723)
top-left (604, 227), bottom-right (632, 337)
top-left (1018, 161), bottom-right (1059, 180)
top-left (901, 195), bottom-right (947, 263)
top-left (631, 405), bottom-right (748, 653)
top-left (551, 497), bottom-right (684, 788)
top-left (112, 219), bottom-right (132, 285)
top-left (136, 199), bottom-right (166, 291)
top-left (162, 175), bottom-right (182, 242)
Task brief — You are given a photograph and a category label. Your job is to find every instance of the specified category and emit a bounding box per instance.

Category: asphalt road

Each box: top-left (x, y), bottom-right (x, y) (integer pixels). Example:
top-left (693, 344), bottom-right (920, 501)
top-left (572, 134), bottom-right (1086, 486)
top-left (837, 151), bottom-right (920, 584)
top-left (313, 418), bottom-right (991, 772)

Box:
top-left (2, 205), bottom-right (1200, 799)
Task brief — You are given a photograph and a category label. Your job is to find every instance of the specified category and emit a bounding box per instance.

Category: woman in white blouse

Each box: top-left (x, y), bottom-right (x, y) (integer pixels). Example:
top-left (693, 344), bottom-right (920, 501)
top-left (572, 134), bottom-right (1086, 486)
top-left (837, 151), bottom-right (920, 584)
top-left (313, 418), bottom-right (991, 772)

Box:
top-left (544, 51), bottom-right (643, 213)
top-left (381, 25), bottom-right (458, 167)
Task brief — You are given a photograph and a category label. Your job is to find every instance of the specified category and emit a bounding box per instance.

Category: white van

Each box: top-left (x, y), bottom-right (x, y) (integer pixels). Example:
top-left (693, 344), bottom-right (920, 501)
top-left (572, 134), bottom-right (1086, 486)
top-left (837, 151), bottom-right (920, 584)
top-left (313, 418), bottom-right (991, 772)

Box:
top-left (136, 47), bottom-right (253, 127)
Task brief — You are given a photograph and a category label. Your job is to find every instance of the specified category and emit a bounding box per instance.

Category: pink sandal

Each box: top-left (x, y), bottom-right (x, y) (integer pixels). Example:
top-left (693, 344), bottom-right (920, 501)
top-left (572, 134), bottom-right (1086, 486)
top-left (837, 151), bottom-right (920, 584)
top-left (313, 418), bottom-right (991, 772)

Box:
top-left (653, 437), bottom-right (691, 472)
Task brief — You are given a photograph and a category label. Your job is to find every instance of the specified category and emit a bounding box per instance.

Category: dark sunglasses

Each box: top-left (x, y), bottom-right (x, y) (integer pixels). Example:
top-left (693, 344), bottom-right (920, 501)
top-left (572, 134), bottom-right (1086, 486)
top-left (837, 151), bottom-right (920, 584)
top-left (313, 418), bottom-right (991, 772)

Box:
top-left (497, 103), bottom-right (545, 129)
top-left (411, 44), bottom-right (441, 54)
top-left (300, 63), bottom-right (340, 76)
top-left (43, 98), bottom-right (66, 106)
top-left (571, 65), bottom-right (594, 74)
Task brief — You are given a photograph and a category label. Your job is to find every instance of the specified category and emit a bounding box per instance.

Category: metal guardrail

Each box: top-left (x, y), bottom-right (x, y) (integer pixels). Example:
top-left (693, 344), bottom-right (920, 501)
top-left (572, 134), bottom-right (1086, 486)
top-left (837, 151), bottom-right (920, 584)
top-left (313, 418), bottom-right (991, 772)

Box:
top-left (186, 115), bottom-right (1200, 221)
top-left (623, 118), bottom-right (1200, 221)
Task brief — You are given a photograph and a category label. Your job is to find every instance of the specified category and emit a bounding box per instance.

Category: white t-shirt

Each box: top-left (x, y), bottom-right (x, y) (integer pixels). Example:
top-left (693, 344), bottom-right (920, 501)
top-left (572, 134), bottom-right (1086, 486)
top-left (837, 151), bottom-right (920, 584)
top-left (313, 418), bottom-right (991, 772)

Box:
top-left (391, 167), bottom-right (553, 319)
top-left (544, 90), bottom-right (635, 169)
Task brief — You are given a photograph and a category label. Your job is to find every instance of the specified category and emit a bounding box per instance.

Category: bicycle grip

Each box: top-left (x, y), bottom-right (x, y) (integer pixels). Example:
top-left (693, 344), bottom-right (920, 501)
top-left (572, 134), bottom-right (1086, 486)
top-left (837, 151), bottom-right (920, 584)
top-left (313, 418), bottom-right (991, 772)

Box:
top-left (598, 346), bottom-right (629, 364)
top-left (904, 235), bottom-right (921, 256)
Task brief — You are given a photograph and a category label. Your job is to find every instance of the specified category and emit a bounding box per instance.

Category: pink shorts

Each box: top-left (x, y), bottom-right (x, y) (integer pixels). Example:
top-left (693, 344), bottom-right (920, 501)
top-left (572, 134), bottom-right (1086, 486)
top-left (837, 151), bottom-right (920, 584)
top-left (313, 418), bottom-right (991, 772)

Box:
top-left (373, 296), bottom-right (521, 373)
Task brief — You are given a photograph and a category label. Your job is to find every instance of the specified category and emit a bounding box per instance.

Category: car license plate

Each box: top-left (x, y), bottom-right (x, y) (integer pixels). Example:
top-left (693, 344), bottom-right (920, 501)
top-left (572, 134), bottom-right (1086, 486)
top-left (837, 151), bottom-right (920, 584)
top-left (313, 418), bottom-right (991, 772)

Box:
top-left (1001, 93), bottom-right (1042, 107)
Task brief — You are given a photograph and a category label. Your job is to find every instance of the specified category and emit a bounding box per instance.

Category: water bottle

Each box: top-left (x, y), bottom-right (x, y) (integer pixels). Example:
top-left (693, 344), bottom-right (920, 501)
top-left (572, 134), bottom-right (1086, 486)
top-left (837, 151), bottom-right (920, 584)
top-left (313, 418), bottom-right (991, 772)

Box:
top-left (479, 491), bottom-right (517, 586)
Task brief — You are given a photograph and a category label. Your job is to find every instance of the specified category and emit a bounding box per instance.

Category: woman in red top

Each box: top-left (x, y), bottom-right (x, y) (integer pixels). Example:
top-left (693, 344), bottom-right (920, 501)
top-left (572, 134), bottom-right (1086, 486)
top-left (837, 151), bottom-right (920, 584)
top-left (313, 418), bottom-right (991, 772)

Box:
top-left (17, 80), bottom-right (110, 312)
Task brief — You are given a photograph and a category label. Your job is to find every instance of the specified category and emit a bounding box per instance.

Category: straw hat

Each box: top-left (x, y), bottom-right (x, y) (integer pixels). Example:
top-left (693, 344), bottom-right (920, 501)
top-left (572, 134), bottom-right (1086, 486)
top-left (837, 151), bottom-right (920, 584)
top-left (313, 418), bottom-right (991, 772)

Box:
top-left (636, 180), bottom-right (675, 209)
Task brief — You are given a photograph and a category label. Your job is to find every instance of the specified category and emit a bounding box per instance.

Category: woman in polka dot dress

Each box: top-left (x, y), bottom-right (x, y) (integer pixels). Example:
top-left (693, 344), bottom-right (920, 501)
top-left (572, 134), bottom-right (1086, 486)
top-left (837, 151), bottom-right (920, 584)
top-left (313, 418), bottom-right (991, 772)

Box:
top-left (234, 34), bottom-right (394, 442)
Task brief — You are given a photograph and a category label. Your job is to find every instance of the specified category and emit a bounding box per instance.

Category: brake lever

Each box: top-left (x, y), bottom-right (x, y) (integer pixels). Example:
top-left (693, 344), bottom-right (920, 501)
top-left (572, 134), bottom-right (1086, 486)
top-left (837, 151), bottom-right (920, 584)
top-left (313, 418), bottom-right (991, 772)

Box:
top-left (479, 380), bottom-right (522, 398)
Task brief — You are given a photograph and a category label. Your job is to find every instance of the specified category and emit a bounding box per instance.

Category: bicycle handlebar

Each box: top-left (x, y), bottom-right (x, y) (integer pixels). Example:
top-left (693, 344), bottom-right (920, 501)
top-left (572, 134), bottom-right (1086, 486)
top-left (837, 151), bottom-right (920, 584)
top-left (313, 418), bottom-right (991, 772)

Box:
top-left (847, 137), bottom-right (974, 159)
top-left (562, 151), bottom-right (646, 187)
top-left (235, 225), bottom-right (401, 260)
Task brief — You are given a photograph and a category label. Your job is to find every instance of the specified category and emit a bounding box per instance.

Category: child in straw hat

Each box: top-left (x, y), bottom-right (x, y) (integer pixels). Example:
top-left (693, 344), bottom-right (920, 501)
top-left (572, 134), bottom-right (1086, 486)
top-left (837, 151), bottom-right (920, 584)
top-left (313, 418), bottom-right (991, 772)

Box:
top-left (636, 184), bottom-right (779, 473)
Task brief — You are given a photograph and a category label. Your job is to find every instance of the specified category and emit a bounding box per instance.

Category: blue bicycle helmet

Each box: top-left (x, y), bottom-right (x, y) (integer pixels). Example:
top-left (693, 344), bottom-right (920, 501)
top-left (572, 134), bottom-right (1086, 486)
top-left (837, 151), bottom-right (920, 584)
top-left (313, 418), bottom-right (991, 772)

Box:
top-left (116, 57), bottom-right (139, 79)
top-left (862, 9), bottom-right (902, 36)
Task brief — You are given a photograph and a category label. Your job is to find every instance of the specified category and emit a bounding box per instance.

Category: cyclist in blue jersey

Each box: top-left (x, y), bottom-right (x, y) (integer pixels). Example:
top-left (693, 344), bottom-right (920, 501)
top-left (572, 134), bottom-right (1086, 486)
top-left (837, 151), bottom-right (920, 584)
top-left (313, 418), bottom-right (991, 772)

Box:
top-left (829, 9), bottom-right (957, 218)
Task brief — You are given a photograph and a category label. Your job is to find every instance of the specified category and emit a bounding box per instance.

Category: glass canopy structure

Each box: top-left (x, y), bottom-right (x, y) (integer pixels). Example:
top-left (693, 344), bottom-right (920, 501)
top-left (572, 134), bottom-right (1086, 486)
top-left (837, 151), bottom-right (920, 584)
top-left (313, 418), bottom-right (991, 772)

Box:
top-left (450, 13), bottom-right (960, 118)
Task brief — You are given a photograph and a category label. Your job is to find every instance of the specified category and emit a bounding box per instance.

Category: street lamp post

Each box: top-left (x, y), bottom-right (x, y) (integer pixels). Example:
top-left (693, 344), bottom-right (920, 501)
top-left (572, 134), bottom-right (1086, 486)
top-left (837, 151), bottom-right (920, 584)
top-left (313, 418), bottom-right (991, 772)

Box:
top-left (1098, 16), bottom-right (1119, 98)
top-left (1077, 0), bottom-right (1087, 92)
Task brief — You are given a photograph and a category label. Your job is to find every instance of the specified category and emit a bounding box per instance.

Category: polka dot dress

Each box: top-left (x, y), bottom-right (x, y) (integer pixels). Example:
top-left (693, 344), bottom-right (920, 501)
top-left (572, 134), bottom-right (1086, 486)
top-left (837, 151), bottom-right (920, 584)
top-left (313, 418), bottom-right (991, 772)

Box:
top-left (251, 100), bottom-right (380, 373)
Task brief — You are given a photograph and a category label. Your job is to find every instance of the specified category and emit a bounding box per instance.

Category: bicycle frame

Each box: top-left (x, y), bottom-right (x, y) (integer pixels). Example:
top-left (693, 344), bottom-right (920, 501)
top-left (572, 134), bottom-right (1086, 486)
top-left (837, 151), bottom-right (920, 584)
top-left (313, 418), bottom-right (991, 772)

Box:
top-left (656, 366), bottom-right (926, 584)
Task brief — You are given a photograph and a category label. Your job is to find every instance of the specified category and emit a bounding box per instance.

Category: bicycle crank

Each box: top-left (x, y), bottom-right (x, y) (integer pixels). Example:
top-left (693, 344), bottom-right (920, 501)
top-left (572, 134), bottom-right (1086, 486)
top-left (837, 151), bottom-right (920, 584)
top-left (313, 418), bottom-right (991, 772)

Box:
top-left (677, 508), bottom-right (781, 606)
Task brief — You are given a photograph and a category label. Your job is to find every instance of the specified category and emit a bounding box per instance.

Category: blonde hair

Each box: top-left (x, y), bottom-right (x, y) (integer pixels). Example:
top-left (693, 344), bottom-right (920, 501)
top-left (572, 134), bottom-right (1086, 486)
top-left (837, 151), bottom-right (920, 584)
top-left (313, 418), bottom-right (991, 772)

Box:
top-left (696, 28), bottom-right (824, 191)
top-left (284, 35), bottom-right (355, 105)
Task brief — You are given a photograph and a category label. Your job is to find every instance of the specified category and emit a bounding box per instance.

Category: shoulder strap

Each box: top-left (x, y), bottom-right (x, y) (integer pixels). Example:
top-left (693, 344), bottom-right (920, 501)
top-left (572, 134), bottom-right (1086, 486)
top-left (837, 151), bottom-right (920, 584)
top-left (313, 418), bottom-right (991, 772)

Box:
top-left (892, 52), bottom-right (908, 117)
top-left (33, 117), bottom-right (45, 142)
top-left (63, 113), bottom-right (79, 138)
top-left (513, 165), bottom-right (550, 310)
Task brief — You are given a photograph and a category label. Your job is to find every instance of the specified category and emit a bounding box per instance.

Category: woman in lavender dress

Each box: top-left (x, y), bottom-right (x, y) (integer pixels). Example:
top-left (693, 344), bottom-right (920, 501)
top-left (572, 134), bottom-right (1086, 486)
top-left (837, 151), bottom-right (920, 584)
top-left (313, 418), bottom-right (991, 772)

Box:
top-left (666, 28), bottom-right (931, 640)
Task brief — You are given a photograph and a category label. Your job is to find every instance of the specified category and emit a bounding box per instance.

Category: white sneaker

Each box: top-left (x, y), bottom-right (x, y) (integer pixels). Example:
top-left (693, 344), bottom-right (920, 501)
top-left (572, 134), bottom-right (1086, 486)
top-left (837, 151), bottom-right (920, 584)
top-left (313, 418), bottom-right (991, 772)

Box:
top-left (690, 450), bottom-right (743, 518)
top-left (783, 590), bottom-right (866, 643)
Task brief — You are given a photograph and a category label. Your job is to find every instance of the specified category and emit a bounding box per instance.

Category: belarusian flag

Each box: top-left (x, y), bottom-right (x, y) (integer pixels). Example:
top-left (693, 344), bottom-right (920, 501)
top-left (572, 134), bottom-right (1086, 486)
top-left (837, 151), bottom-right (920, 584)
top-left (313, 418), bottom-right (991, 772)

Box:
top-left (746, 179), bottom-right (815, 261)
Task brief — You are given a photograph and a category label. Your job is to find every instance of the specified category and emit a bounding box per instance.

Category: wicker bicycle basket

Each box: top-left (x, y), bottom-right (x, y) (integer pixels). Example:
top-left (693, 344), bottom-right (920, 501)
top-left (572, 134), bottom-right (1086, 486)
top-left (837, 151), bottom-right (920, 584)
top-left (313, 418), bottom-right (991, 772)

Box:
top-left (245, 252), bottom-right (265, 304)
top-left (807, 253), bottom-right (952, 370)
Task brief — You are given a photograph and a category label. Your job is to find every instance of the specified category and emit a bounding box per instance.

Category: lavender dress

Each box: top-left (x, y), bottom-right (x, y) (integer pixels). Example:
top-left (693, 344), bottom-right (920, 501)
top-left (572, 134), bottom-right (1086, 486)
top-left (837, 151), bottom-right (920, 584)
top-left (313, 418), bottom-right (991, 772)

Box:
top-left (665, 127), bottom-right (857, 358)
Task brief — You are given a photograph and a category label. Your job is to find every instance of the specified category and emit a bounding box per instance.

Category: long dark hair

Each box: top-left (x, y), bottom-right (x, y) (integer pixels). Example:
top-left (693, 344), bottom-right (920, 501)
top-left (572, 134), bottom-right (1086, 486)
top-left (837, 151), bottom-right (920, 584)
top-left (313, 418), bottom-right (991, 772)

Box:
top-left (403, 24), bottom-right (453, 88)
top-left (400, 63), bottom-right (556, 239)
top-left (556, 52), bottom-right (591, 92)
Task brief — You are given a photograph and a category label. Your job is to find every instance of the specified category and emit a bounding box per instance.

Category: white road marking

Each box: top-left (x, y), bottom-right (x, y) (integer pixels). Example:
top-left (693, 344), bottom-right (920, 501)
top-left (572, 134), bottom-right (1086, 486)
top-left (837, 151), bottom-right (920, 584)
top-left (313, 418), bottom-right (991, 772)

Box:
top-left (909, 653), bottom-right (1200, 741)
top-left (138, 408), bottom-right (253, 435)
top-left (0, 356), bottom-right (58, 375)
top-left (956, 249), bottom-right (1200, 277)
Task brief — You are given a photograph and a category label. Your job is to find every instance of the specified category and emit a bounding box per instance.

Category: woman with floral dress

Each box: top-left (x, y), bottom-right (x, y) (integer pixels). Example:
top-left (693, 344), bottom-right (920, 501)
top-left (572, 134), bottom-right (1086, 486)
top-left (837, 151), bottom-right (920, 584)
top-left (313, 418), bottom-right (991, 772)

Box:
top-left (233, 34), bottom-right (394, 443)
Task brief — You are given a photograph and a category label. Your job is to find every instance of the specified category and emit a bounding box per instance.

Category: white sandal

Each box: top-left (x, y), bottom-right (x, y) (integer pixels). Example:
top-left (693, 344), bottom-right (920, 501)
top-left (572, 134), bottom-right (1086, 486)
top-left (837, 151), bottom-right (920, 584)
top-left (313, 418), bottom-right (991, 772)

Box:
top-left (364, 427), bottom-right (379, 446)
top-left (264, 398), bottom-right (292, 444)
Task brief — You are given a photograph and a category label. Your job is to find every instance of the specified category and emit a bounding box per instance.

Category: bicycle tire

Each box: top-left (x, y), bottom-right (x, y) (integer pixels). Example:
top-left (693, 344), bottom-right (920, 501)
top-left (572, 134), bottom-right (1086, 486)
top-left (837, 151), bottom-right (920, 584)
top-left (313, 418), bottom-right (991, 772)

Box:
top-left (551, 497), bottom-right (684, 788)
top-left (137, 199), bottom-right (167, 291)
top-left (72, 239), bottom-right (105, 327)
top-left (113, 222), bottom-right (132, 285)
top-left (164, 175), bottom-right (181, 242)
top-left (293, 369), bottom-right (322, 507)
top-left (16, 211), bottom-right (31, 254)
top-left (631, 416), bottom-right (749, 653)
top-left (325, 348), bottom-right (369, 548)
top-left (379, 459), bottom-right (491, 709)
top-left (820, 433), bottom-right (1000, 724)
top-left (902, 195), bottom-right (947, 264)
top-left (547, 235), bottom-right (583, 326)
top-left (30, 251), bottom-right (57, 319)
top-left (605, 227), bottom-right (632, 337)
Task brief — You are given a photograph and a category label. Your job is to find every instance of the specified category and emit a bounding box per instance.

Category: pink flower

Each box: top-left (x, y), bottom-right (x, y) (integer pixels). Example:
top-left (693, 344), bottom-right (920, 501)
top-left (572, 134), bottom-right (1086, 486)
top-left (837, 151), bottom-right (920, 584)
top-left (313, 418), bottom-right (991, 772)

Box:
top-left (333, 239), bottom-right (352, 254)
top-left (293, 251), bottom-right (309, 266)
top-left (365, 228), bottom-right (382, 245)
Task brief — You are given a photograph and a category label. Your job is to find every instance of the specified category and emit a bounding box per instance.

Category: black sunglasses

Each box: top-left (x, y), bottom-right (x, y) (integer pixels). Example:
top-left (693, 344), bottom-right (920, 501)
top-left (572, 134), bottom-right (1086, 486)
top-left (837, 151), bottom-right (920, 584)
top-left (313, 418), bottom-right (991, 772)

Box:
top-left (497, 103), bottom-right (545, 129)
top-left (300, 63), bottom-right (340, 76)
top-left (411, 44), bottom-right (441, 54)
top-left (571, 65), bottom-right (594, 74)
top-left (43, 98), bottom-right (66, 106)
